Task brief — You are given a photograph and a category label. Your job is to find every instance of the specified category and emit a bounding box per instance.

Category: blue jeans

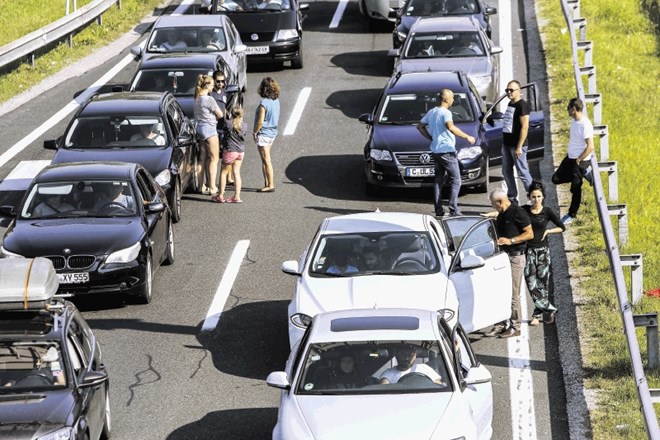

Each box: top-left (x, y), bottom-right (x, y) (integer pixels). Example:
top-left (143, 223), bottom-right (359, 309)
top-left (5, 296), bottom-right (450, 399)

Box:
top-left (501, 145), bottom-right (533, 200)
top-left (432, 152), bottom-right (461, 215)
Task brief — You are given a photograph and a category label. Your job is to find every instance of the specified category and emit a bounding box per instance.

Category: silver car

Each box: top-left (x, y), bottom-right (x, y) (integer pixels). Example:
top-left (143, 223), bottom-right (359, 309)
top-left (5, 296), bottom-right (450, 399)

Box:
top-left (389, 16), bottom-right (502, 103)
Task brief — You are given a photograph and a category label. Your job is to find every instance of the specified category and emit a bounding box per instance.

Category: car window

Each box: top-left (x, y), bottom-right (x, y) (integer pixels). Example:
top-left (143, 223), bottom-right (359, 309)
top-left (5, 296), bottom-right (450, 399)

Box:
top-left (132, 69), bottom-right (214, 96)
top-left (21, 180), bottom-right (137, 219)
top-left (66, 336), bottom-right (84, 377)
top-left (72, 313), bottom-right (94, 363)
top-left (404, 32), bottom-right (485, 58)
top-left (309, 232), bottom-right (439, 276)
top-left (136, 170), bottom-right (157, 203)
top-left (296, 341), bottom-right (452, 395)
top-left (147, 27), bottom-right (227, 53)
top-left (379, 93), bottom-right (474, 124)
top-left (63, 116), bottom-right (167, 148)
top-left (213, 0), bottom-right (292, 12)
top-left (404, 0), bottom-right (479, 16)
top-left (0, 342), bottom-right (67, 389)
top-left (458, 220), bottom-right (497, 261)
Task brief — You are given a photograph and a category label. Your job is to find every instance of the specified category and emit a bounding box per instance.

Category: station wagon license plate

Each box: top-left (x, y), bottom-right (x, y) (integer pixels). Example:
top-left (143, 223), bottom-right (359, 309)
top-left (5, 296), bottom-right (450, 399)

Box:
top-left (58, 272), bottom-right (89, 284)
top-left (246, 46), bottom-right (269, 55)
top-left (406, 167), bottom-right (434, 177)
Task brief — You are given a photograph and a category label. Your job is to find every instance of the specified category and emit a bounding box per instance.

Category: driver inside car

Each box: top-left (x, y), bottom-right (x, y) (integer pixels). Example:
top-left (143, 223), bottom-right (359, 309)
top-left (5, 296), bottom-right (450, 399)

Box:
top-left (94, 183), bottom-right (135, 212)
top-left (379, 345), bottom-right (444, 385)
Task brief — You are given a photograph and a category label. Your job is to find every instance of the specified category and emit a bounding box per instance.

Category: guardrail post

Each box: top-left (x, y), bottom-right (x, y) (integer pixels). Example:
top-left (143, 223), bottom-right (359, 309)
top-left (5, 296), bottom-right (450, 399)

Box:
top-left (573, 17), bottom-right (587, 41)
top-left (632, 313), bottom-right (658, 370)
top-left (584, 93), bottom-right (602, 125)
top-left (67, 34), bottom-right (73, 48)
top-left (576, 40), bottom-right (593, 70)
top-left (620, 254), bottom-right (643, 304)
top-left (567, 0), bottom-right (580, 18)
top-left (598, 161), bottom-right (618, 201)
top-left (607, 204), bottom-right (628, 247)
top-left (593, 124), bottom-right (609, 160)
top-left (580, 65), bottom-right (597, 95)
top-left (652, 389), bottom-right (660, 403)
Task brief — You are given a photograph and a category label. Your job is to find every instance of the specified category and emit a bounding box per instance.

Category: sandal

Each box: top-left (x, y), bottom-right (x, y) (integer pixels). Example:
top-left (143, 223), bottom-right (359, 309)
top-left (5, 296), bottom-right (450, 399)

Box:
top-left (211, 194), bottom-right (225, 203)
top-left (226, 197), bottom-right (242, 203)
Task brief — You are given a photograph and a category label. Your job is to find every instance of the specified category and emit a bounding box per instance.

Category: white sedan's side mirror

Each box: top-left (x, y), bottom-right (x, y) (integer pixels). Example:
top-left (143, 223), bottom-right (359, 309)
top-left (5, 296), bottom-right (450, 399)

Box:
top-left (266, 371), bottom-right (291, 390)
top-left (464, 364), bottom-right (492, 386)
top-left (281, 260), bottom-right (301, 275)
top-left (460, 253), bottom-right (485, 269)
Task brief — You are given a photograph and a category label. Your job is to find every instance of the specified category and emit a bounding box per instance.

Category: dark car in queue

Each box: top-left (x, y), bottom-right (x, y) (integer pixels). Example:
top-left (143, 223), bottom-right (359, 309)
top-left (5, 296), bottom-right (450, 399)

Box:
top-left (0, 162), bottom-right (174, 304)
top-left (44, 91), bottom-right (196, 223)
top-left (359, 71), bottom-right (544, 193)
top-left (0, 258), bottom-right (110, 440)
top-left (129, 14), bottom-right (247, 93)
top-left (128, 53), bottom-right (242, 119)
top-left (393, 0), bottom-right (497, 48)
top-left (203, 0), bottom-right (309, 69)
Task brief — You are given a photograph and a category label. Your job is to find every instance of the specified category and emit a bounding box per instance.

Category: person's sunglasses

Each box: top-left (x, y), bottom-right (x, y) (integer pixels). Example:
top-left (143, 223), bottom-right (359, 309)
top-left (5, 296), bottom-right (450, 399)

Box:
top-left (215, 79), bottom-right (226, 83)
top-left (505, 88), bottom-right (519, 93)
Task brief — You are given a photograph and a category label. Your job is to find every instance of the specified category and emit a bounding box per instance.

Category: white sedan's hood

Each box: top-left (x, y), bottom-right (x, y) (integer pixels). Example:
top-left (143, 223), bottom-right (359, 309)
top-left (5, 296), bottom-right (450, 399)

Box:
top-left (297, 274), bottom-right (450, 314)
top-left (293, 393), bottom-right (452, 439)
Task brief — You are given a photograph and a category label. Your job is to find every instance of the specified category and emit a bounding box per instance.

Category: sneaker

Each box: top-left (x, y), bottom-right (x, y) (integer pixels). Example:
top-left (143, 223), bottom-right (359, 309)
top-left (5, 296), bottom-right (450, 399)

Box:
top-left (529, 317), bottom-right (540, 326)
top-left (201, 185), bottom-right (211, 195)
top-left (561, 214), bottom-right (575, 225)
top-left (499, 328), bottom-right (521, 338)
top-left (448, 211), bottom-right (463, 217)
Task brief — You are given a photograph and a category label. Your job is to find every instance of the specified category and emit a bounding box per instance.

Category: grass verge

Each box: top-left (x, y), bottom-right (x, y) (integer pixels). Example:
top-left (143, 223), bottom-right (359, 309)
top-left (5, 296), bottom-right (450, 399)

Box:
top-left (0, 0), bottom-right (168, 104)
top-left (536, 0), bottom-right (660, 438)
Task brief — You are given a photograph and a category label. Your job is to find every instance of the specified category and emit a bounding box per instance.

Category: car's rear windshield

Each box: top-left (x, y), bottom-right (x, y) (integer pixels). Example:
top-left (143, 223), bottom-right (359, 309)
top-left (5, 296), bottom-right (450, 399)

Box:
top-left (309, 232), bottom-right (440, 277)
top-left (378, 93), bottom-right (475, 124)
top-left (146, 27), bottom-right (228, 54)
top-left (404, 0), bottom-right (480, 16)
top-left (404, 32), bottom-right (485, 58)
top-left (132, 69), bottom-right (215, 96)
top-left (213, 0), bottom-right (292, 12)
top-left (64, 116), bottom-right (167, 148)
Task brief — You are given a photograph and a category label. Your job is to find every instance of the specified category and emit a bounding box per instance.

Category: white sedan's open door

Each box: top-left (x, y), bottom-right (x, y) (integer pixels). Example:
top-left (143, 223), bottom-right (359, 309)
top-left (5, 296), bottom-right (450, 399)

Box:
top-left (443, 217), bottom-right (512, 333)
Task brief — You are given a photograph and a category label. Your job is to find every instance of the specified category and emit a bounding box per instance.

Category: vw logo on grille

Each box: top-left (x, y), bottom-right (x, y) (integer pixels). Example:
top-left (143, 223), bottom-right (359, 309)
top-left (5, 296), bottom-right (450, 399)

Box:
top-left (419, 153), bottom-right (431, 165)
top-left (251, 33), bottom-right (259, 41)
top-left (63, 248), bottom-right (71, 255)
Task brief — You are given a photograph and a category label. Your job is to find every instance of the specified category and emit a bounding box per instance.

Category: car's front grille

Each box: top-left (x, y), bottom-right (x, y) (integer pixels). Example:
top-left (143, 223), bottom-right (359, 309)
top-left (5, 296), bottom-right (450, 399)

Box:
top-left (241, 32), bottom-right (276, 43)
top-left (395, 152), bottom-right (435, 166)
top-left (45, 255), bottom-right (96, 270)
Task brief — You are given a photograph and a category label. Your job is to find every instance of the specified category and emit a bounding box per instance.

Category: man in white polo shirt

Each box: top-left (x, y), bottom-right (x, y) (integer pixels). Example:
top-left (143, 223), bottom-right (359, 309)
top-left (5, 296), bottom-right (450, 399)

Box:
top-left (551, 98), bottom-right (594, 225)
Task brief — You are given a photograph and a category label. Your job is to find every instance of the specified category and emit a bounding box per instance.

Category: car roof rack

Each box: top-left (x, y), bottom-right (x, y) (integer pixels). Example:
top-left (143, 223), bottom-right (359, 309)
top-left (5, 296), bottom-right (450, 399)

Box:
top-left (0, 258), bottom-right (61, 312)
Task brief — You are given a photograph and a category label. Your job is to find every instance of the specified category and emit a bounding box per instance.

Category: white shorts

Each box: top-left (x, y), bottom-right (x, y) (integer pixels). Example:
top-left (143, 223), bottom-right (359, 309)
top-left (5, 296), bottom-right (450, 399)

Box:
top-left (256, 135), bottom-right (275, 146)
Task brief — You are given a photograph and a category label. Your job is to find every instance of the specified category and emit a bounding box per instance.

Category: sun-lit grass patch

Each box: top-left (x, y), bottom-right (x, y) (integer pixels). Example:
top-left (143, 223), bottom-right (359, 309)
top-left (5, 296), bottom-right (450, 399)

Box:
top-left (537, 0), bottom-right (660, 437)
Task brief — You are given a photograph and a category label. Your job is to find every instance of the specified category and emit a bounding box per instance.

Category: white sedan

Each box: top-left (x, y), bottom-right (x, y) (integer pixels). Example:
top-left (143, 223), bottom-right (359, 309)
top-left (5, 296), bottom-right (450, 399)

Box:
top-left (282, 211), bottom-right (512, 348)
top-left (267, 308), bottom-right (494, 440)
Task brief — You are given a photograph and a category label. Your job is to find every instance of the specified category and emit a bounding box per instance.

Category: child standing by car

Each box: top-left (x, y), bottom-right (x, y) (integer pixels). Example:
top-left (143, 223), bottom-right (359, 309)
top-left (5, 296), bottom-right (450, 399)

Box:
top-left (215, 107), bottom-right (247, 203)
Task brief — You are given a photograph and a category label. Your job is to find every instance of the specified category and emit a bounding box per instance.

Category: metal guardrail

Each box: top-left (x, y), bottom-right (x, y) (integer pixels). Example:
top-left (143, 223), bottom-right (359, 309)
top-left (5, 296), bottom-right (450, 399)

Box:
top-left (0, 0), bottom-right (121, 70)
top-left (561, 1), bottom-right (660, 438)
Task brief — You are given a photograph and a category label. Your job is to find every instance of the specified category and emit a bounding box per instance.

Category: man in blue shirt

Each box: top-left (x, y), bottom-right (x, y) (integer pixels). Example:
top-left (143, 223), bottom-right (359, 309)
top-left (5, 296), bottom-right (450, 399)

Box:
top-left (417, 89), bottom-right (475, 217)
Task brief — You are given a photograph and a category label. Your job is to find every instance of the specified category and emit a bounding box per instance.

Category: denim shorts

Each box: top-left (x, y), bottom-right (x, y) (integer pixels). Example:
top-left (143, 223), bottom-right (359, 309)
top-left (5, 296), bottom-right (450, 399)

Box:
top-left (196, 123), bottom-right (218, 141)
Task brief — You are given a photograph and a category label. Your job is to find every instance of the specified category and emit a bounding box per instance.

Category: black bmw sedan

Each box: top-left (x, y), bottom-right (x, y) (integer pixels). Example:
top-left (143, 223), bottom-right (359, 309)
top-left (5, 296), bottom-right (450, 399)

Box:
top-left (44, 91), bottom-right (197, 222)
top-left (0, 162), bottom-right (174, 304)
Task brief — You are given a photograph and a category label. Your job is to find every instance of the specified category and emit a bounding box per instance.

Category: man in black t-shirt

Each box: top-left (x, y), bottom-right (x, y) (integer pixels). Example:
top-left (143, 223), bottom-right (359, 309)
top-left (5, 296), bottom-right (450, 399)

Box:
top-left (501, 80), bottom-right (533, 203)
top-left (485, 188), bottom-right (533, 338)
top-left (211, 70), bottom-right (233, 184)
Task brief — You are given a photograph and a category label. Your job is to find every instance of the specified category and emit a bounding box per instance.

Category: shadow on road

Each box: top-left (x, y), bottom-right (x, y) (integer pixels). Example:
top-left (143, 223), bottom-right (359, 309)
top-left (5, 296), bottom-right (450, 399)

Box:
top-left (330, 51), bottom-right (393, 77)
top-left (167, 407), bottom-right (277, 440)
top-left (326, 88), bottom-right (382, 119)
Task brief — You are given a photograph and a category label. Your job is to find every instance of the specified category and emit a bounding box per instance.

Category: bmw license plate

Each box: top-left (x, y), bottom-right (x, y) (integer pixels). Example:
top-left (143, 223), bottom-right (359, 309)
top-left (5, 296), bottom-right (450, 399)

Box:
top-left (406, 167), bottom-right (435, 177)
top-left (245, 46), bottom-right (269, 55)
top-left (58, 272), bottom-right (89, 284)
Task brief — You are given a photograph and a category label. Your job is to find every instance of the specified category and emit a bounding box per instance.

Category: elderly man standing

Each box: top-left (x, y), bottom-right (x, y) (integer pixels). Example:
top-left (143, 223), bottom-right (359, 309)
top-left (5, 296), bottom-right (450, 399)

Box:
top-left (417, 88), bottom-right (475, 218)
top-left (485, 188), bottom-right (533, 338)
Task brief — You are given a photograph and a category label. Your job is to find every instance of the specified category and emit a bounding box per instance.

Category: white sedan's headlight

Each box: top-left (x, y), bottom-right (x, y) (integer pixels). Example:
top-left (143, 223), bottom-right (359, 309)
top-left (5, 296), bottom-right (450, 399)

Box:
top-left (457, 146), bottom-right (483, 161)
top-left (105, 242), bottom-right (141, 264)
top-left (275, 29), bottom-right (299, 41)
top-left (154, 169), bottom-right (171, 188)
top-left (37, 427), bottom-right (73, 440)
top-left (370, 148), bottom-right (393, 161)
top-left (470, 75), bottom-right (492, 89)
top-left (0, 246), bottom-right (24, 258)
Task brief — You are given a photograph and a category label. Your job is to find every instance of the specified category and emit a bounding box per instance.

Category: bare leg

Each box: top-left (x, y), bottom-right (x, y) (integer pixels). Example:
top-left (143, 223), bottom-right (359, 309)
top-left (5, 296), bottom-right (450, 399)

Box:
top-left (219, 162), bottom-right (230, 199)
top-left (207, 135), bottom-right (220, 194)
top-left (227, 164), bottom-right (234, 184)
top-left (231, 159), bottom-right (242, 201)
top-left (197, 138), bottom-right (209, 191)
top-left (258, 144), bottom-right (274, 191)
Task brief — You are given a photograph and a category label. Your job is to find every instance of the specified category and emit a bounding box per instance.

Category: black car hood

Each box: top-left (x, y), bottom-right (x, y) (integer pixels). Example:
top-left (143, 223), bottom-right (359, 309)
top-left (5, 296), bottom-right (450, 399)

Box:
top-left (52, 147), bottom-right (171, 177)
top-left (226, 10), bottom-right (297, 33)
top-left (3, 218), bottom-right (143, 256)
top-left (372, 123), bottom-right (478, 151)
top-left (175, 96), bottom-right (195, 119)
top-left (0, 389), bottom-right (74, 439)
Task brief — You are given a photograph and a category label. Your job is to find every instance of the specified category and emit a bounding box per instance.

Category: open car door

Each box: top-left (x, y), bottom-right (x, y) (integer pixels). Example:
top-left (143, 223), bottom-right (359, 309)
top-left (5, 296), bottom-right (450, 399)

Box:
top-left (442, 217), bottom-right (512, 333)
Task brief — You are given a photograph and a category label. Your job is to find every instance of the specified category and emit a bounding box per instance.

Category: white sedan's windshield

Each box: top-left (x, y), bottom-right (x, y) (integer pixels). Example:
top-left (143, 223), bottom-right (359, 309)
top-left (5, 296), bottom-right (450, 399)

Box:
top-left (309, 232), bottom-right (439, 276)
top-left (296, 341), bottom-right (451, 395)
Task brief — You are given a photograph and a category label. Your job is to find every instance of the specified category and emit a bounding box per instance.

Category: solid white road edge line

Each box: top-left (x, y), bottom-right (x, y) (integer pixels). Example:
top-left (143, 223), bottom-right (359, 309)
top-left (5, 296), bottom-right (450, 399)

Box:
top-left (173, 0), bottom-right (195, 15)
top-left (499, 0), bottom-right (537, 438)
top-left (329, 0), bottom-right (349, 29)
top-left (283, 87), bottom-right (311, 136)
top-left (201, 240), bottom-right (250, 332)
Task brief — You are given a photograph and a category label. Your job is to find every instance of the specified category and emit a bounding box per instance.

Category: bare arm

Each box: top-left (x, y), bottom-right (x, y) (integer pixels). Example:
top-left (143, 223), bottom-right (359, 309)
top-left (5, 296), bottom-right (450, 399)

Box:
top-left (446, 120), bottom-right (475, 144)
top-left (515, 114), bottom-right (529, 157)
top-left (253, 105), bottom-right (265, 140)
top-left (497, 224), bottom-right (534, 246)
top-left (576, 136), bottom-right (594, 162)
top-left (417, 124), bottom-right (432, 141)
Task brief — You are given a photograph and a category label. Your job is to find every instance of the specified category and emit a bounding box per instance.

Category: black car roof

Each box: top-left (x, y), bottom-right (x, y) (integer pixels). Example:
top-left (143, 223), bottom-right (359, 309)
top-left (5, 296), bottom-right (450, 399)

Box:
top-left (387, 71), bottom-right (468, 94)
top-left (35, 162), bottom-right (139, 183)
top-left (137, 53), bottom-right (224, 69)
top-left (78, 91), bottom-right (166, 117)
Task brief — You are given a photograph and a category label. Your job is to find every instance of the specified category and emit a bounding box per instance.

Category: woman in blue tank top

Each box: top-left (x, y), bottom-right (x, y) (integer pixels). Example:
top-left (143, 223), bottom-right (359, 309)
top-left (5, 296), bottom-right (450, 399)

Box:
top-left (252, 77), bottom-right (280, 192)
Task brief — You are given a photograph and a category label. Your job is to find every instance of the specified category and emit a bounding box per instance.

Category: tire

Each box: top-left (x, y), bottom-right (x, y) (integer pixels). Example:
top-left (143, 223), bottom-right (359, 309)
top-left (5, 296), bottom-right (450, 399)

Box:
top-left (164, 220), bottom-right (175, 266)
top-left (292, 42), bottom-right (303, 69)
top-left (191, 153), bottom-right (199, 194)
top-left (100, 390), bottom-right (112, 440)
top-left (137, 255), bottom-right (153, 304)
top-left (171, 178), bottom-right (182, 223)
top-left (475, 156), bottom-right (490, 193)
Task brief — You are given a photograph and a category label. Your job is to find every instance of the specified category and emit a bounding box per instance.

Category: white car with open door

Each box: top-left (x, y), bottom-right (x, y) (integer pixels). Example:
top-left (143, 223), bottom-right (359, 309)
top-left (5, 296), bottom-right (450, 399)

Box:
top-left (281, 211), bottom-right (512, 348)
top-left (267, 308), bottom-right (493, 440)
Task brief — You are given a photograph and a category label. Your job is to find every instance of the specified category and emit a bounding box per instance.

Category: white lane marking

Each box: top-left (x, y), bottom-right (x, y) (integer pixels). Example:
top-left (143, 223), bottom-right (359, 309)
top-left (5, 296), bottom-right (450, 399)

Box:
top-left (3, 160), bottom-right (51, 179)
top-left (0, 54), bottom-right (135, 169)
top-left (173, 0), bottom-right (195, 15)
top-left (499, 0), bottom-right (537, 438)
top-left (329, 0), bottom-right (349, 29)
top-left (201, 240), bottom-right (250, 332)
top-left (283, 87), bottom-right (311, 136)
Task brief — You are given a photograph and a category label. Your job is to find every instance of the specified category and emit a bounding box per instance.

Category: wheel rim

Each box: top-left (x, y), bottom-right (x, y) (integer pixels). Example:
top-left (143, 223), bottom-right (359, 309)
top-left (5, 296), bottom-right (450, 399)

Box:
top-left (168, 222), bottom-right (175, 259)
top-left (105, 391), bottom-right (112, 432)
top-left (174, 180), bottom-right (182, 218)
top-left (144, 257), bottom-right (152, 302)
